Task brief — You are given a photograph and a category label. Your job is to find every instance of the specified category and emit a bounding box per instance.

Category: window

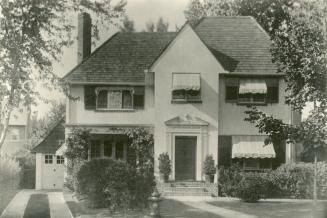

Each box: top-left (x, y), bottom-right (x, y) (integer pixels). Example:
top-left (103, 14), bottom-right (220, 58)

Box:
top-left (116, 141), bottom-right (124, 160)
top-left (104, 140), bottom-right (113, 157)
top-left (90, 140), bottom-right (101, 159)
top-left (243, 158), bottom-right (259, 170)
top-left (95, 87), bottom-right (144, 110)
top-left (172, 73), bottom-right (201, 102)
top-left (225, 77), bottom-right (279, 104)
top-left (45, 155), bottom-right (53, 164)
top-left (56, 156), bottom-right (65, 164)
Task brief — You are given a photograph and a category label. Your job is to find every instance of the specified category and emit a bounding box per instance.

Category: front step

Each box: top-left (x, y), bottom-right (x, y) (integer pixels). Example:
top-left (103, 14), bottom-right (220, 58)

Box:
top-left (157, 182), bottom-right (218, 197)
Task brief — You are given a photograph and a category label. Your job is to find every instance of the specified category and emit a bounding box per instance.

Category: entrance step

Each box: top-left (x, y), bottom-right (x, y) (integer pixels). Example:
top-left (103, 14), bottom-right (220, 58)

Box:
top-left (157, 182), bottom-right (218, 197)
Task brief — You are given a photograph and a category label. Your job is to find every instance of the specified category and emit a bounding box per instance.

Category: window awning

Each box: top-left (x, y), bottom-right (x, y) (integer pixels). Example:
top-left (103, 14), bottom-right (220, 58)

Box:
top-left (172, 73), bottom-right (200, 91)
top-left (239, 79), bottom-right (267, 94)
top-left (231, 135), bottom-right (276, 158)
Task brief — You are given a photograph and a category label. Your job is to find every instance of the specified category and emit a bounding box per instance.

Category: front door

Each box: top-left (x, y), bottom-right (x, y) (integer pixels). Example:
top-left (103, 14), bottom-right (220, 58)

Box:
top-left (175, 136), bottom-right (196, 181)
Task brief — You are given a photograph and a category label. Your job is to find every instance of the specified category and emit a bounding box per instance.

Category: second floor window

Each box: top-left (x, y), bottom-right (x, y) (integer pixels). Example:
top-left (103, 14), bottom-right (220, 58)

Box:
top-left (172, 73), bottom-right (201, 102)
top-left (96, 88), bottom-right (134, 110)
top-left (226, 78), bottom-right (279, 104)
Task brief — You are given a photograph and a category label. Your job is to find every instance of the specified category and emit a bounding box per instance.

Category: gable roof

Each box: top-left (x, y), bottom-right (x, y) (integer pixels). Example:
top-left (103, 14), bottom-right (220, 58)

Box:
top-left (63, 16), bottom-right (277, 84)
top-left (194, 16), bottom-right (277, 74)
top-left (31, 117), bottom-right (65, 154)
top-left (64, 32), bottom-right (176, 84)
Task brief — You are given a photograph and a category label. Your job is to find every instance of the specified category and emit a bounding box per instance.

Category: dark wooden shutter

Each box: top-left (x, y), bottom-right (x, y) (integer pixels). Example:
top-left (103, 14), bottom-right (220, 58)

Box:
top-left (133, 87), bottom-right (144, 108)
top-left (84, 85), bottom-right (96, 110)
top-left (218, 136), bottom-right (232, 167)
top-left (266, 79), bottom-right (279, 103)
top-left (225, 78), bottom-right (239, 102)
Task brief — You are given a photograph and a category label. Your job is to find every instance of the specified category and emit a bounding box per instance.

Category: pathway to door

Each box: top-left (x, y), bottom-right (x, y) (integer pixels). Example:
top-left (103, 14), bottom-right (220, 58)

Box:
top-left (0, 189), bottom-right (72, 218)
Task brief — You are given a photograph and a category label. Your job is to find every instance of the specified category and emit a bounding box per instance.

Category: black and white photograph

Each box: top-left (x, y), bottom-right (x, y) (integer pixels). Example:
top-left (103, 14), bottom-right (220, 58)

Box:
top-left (0, 0), bottom-right (326, 217)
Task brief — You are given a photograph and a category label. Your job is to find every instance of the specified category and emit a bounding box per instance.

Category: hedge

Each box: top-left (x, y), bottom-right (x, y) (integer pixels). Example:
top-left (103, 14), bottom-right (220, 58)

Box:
top-left (76, 158), bottom-right (155, 209)
top-left (219, 162), bottom-right (327, 201)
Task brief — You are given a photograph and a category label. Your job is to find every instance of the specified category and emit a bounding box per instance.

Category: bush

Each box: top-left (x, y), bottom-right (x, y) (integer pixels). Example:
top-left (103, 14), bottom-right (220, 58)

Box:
top-left (158, 153), bottom-right (171, 177)
top-left (0, 156), bottom-right (21, 190)
top-left (235, 173), bottom-right (268, 202)
top-left (203, 155), bottom-right (216, 175)
top-left (76, 158), bottom-right (155, 210)
top-left (218, 164), bottom-right (242, 197)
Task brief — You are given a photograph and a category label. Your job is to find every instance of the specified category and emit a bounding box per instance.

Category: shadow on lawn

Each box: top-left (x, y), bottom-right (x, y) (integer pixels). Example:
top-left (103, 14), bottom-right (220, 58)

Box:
top-left (208, 200), bottom-right (327, 218)
top-left (161, 199), bottom-right (223, 218)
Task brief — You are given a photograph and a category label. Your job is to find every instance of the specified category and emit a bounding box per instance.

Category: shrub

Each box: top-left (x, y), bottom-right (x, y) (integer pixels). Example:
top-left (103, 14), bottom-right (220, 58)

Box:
top-left (203, 155), bottom-right (216, 175)
top-left (76, 158), bottom-right (155, 210)
top-left (218, 164), bottom-right (242, 197)
top-left (0, 156), bottom-right (21, 190)
top-left (158, 153), bottom-right (171, 177)
top-left (235, 173), bottom-right (268, 202)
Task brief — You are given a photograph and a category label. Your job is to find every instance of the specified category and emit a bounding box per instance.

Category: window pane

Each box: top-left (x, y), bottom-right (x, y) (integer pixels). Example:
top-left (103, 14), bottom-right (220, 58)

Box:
top-left (172, 90), bottom-right (186, 100)
top-left (226, 86), bottom-right (238, 101)
top-left (91, 140), bottom-right (101, 159)
top-left (108, 91), bottom-right (122, 109)
top-left (238, 93), bottom-right (252, 103)
top-left (253, 93), bottom-right (265, 102)
top-left (186, 90), bottom-right (201, 100)
top-left (56, 156), bottom-right (64, 164)
top-left (122, 90), bottom-right (132, 109)
top-left (45, 155), bottom-right (53, 164)
top-left (116, 141), bottom-right (124, 160)
top-left (260, 159), bottom-right (271, 169)
top-left (244, 158), bottom-right (259, 169)
top-left (104, 141), bottom-right (113, 157)
top-left (97, 90), bottom-right (108, 108)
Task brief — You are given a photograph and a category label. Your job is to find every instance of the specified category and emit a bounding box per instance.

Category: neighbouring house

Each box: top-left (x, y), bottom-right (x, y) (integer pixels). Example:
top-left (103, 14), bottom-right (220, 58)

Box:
top-left (1, 107), bottom-right (31, 156)
top-left (31, 118), bottom-right (65, 190)
top-left (35, 13), bottom-right (302, 192)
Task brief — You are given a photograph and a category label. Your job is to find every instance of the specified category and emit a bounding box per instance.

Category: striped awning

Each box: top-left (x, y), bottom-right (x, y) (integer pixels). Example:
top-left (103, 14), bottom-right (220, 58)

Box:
top-left (239, 79), bottom-right (267, 94)
top-left (232, 135), bottom-right (276, 158)
top-left (172, 73), bottom-right (200, 91)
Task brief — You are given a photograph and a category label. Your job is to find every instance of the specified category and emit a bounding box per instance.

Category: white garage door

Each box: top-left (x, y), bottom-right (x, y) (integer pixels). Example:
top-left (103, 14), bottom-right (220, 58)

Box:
top-left (42, 154), bottom-right (65, 189)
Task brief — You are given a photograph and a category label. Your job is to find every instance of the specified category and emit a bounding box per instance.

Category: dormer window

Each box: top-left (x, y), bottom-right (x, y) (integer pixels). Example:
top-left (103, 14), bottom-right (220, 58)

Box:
top-left (172, 73), bottom-right (201, 103)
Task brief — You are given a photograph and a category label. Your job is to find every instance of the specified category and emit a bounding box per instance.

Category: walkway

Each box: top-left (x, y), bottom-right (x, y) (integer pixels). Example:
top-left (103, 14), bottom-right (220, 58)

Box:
top-left (0, 190), bottom-right (72, 218)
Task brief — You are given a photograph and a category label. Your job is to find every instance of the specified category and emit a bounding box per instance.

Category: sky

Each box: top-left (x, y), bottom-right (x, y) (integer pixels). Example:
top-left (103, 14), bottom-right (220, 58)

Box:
top-left (34, 0), bottom-right (189, 118)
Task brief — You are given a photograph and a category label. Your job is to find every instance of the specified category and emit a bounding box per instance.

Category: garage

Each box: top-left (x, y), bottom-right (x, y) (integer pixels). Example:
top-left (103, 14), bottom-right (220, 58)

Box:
top-left (31, 118), bottom-right (65, 190)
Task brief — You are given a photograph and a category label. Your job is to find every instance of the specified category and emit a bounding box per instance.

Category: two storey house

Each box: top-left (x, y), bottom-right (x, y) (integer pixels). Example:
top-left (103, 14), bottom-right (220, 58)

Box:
top-left (34, 13), bottom-right (300, 190)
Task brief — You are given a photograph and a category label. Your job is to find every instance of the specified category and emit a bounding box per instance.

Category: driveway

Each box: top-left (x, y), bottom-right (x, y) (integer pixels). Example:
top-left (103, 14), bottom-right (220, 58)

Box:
top-left (0, 190), bottom-right (72, 218)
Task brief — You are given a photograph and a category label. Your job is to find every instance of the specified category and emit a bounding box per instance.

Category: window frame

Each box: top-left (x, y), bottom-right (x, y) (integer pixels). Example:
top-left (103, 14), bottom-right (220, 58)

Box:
top-left (171, 73), bottom-right (202, 103)
top-left (45, 154), bottom-right (53, 164)
top-left (95, 87), bottom-right (134, 111)
top-left (56, 155), bottom-right (65, 164)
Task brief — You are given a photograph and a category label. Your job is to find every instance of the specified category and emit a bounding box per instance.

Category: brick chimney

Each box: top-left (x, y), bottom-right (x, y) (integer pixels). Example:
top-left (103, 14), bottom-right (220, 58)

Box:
top-left (77, 12), bottom-right (91, 64)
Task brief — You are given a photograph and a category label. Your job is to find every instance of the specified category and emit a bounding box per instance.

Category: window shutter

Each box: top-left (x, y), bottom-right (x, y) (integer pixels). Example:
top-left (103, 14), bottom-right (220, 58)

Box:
top-left (133, 87), bottom-right (145, 108)
top-left (266, 79), bottom-right (279, 103)
top-left (225, 78), bottom-right (239, 102)
top-left (84, 85), bottom-right (96, 110)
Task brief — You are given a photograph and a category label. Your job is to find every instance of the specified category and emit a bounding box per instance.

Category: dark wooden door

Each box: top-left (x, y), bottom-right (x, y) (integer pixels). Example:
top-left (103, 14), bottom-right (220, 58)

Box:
top-left (175, 136), bottom-right (197, 181)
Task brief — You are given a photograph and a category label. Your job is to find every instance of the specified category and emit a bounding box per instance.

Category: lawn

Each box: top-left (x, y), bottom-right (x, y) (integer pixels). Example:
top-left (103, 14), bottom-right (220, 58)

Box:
top-left (208, 199), bottom-right (327, 218)
top-left (0, 184), bottom-right (19, 215)
top-left (23, 193), bottom-right (50, 218)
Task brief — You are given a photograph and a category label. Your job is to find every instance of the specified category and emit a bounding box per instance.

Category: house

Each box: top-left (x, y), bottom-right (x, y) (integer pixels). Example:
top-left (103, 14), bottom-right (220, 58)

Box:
top-left (1, 107), bottom-right (31, 156)
top-left (35, 13), bottom-right (301, 191)
top-left (31, 118), bottom-right (65, 189)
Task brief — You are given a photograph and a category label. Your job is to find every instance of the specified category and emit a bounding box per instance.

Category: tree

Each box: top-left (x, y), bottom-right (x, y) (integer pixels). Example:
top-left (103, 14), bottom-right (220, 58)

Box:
top-left (156, 17), bottom-right (169, 32)
top-left (119, 15), bottom-right (135, 32)
top-left (0, 0), bottom-right (126, 151)
top-left (145, 20), bottom-right (155, 32)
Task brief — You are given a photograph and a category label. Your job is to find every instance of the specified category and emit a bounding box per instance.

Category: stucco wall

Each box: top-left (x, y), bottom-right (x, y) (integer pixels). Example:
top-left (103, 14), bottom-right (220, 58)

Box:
top-left (219, 77), bottom-right (292, 135)
top-left (152, 25), bottom-right (224, 181)
top-left (67, 84), bottom-right (154, 125)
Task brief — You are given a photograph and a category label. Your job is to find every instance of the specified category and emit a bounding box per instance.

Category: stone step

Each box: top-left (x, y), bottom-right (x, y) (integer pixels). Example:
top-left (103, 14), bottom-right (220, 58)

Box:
top-left (159, 182), bottom-right (209, 188)
top-left (162, 187), bottom-right (208, 193)
top-left (162, 191), bottom-right (212, 196)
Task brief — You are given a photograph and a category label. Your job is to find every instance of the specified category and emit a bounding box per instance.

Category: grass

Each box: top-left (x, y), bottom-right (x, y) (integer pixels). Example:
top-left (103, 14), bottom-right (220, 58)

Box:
top-left (23, 194), bottom-right (50, 218)
top-left (208, 199), bottom-right (327, 218)
top-left (0, 187), bottom-right (19, 215)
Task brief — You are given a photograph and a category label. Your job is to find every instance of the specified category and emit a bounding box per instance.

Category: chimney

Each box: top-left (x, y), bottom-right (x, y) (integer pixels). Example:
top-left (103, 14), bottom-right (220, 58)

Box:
top-left (77, 12), bottom-right (91, 64)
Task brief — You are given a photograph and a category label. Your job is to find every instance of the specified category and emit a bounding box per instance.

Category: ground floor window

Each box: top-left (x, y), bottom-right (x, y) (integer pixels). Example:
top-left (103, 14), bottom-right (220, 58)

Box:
top-left (233, 158), bottom-right (272, 170)
top-left (89, 135), bottom-right (128, 160)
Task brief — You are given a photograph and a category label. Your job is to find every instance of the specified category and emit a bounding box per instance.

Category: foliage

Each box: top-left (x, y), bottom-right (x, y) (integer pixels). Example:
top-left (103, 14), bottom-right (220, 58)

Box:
top-left (184, 0), bottom-right (296, 36)
top-left (158, 153), bottom-right (171, 176)
top-left (122, 127), bottom-right (154, 173)
top-left (203, 154), bottom-right (216, 175)
top-left (218, 164), bottom-right (243, 197)
top-left (65, 128), bottom-right (90, 161)
top-left (0, 156), bottom-right (21, 189)
top-left (119, 15), bottom-right (135, 32)
top-left (145, 21), bottom-right (155, 32)
top-left (0, 0), bottom-right (126, 149)
top-left (144, 17), bottom-right (169, 32)
top-left (77, 158), bottom-right (155, 209)
top-left (235, 173), bottom-right (269, 202)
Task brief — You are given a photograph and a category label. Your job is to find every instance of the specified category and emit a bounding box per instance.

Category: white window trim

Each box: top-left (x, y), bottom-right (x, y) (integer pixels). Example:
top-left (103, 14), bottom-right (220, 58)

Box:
top-left (45, 154), bottom-right (53, 164)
